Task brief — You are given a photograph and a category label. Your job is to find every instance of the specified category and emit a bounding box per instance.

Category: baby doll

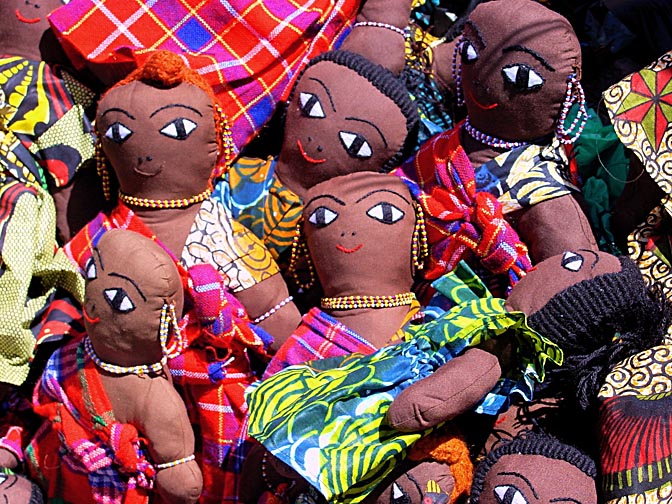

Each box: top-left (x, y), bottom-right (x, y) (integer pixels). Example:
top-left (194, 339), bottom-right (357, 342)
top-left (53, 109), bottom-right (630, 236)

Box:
top-left (244, 171), bottom-right (561, 503)
top-left (65, 50), bottom-right (300, 346)
top-left (27, 229), bottom-right (202, 504)
top-left (396, 0), bottom-right (598, 265)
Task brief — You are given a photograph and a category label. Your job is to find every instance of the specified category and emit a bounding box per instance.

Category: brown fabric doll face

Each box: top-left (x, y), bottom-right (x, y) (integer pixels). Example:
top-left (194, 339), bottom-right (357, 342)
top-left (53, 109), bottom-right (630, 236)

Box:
top-left (280, 60), bottom-right (407, 192)
top-left (1, 0), bottom-right (66, 61)
top-left (97, 80), bottom-right (218, 202)
top-left (460, 0), bottom-right (580, 141)
top-left (478, 453), bottom-right (596, 504)
top-left (0, 470), bottom-right (41, 504)
top-left (82, 229), bottom-right (184, 367)
top-left (303, 171), bottom-right (415, 297)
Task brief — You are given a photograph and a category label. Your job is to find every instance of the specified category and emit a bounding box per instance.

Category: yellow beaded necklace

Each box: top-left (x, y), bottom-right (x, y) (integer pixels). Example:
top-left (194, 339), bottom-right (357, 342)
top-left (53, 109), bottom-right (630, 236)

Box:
top-left (118, 187), bottom-right (212, 209)
top-left (321, 292), bottom-right (416, 310)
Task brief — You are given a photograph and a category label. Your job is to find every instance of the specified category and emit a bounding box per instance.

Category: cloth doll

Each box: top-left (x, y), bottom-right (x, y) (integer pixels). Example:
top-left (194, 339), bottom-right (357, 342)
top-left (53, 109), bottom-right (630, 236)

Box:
top-left (605, 50), bottom-right (672, 304)
top-left (244, 171), bottom-right (562, 503)
top-left (64, 50), bottom-right (301, 346)
top-left (469, 430), bottom-right (598, 504)
top-left (396, 0), bottom-right (599, 265)
top-left (27, 229), bottom-right (202, 504)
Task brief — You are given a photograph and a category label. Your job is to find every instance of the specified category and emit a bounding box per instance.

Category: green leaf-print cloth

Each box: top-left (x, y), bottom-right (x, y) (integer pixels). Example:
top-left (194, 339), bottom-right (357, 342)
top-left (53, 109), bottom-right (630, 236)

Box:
top-left (247, 264), bottom-right (563, 503)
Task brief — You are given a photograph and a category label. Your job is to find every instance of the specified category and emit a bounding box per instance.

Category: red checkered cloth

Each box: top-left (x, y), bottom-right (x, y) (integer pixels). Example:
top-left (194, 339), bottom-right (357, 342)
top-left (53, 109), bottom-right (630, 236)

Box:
top-left (48, 0), bottom-right (358, 150)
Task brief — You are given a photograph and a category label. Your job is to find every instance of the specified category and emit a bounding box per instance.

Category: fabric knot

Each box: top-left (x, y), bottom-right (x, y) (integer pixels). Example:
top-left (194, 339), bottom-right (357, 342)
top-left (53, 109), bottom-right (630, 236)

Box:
top-left (187, 263), bottom-right (233, 334)
top-left (108, 423), bottom-right (141, 473)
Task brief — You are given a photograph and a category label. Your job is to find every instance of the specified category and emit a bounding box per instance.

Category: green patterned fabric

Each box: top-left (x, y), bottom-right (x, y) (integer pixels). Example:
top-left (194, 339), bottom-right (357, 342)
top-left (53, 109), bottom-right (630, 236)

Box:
top-left (247, 265), bottom-right (562, 503)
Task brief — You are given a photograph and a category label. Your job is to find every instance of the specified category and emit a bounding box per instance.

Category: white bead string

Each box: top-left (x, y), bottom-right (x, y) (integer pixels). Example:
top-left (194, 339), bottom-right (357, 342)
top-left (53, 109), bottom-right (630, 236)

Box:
top-left (253, 296), bottom-right (294, 324)
top-left (353, 21), bottom-right (406, 37)
top-left (463, 117), bottom-right (528, 150)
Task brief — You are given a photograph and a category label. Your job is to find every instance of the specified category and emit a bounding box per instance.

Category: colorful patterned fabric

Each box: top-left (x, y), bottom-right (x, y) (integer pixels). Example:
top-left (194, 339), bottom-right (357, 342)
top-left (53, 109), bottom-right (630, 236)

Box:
top-left (247, 265), bottom-right (562, 503)
top-left (604, 50), bottom-right (672, 197)
top-left (393, 124), bottom-right (533, 286)
top-left (212, 156), bottom-right (303, 260)
top-left (597, 344), bottom-right (672, 503)
top-left (26, 338), bottom-right (155, 504)
top-left (48, 0), bottom-right (358, 151)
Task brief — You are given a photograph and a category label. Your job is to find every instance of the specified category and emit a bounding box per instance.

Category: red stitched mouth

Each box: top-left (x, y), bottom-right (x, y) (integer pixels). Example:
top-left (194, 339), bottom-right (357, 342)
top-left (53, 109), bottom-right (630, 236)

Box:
top-left (297, 139), bottom-right (326, 164)
top-left (15, 9), bottom-right (41, 24)
top-left (82, 307), bottom-right (100, 324)
top-left (468, 89), bottom-right (498, 110)
top-left (133, 166), bottom-right (162, 177)
top-left (336, 243), bottom-right (363, 253)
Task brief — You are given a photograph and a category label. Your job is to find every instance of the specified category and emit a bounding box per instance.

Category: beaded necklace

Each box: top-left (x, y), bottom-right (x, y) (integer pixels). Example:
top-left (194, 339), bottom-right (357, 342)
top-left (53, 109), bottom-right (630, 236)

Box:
top-left (118, 187), bottom-right (212, 209)
top-left (321, 292), bottom-right (416, 310)
top-left (463, 117), bottom-right (527, 150)
top-left (84, 336), bottom-right (166, 376)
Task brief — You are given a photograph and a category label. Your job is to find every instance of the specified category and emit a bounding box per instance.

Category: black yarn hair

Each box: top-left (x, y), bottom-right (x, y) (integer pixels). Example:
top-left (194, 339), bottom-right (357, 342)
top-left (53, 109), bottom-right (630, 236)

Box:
top-left (29, 481), bottom-right (45, 504)
top-left (285, 49), bottom-right (420, 171)
top-left (528, 256), bottom-right (672, 411)
top-left (469, 430), bottom-right (597, 503)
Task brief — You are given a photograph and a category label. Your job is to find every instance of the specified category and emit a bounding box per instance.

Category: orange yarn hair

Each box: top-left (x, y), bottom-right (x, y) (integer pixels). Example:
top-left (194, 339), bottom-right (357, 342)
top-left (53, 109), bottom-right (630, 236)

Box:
top-left (407, 428), bottom-right (474, 503)
top-left (101, 50), bottom-right (229, 166)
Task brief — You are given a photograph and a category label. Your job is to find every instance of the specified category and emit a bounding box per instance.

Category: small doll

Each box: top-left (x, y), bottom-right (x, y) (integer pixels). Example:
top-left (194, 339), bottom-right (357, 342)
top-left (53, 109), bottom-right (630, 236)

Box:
top-left (27, 229), bottom-right (202, 504)
top-left (469, 430), bottom-right (598, 504)
top-left (65, 50), bottom-right (301, 346)
top-left (397, 0), bottom-right (598, 265)
top-left (244, 171), bottom-right (561, 503)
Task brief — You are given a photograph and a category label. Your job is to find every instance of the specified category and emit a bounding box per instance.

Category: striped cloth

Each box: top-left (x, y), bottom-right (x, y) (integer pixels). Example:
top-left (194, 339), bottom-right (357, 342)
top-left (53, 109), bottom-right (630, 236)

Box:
top-left (48, 0), bottom-right (358, 150)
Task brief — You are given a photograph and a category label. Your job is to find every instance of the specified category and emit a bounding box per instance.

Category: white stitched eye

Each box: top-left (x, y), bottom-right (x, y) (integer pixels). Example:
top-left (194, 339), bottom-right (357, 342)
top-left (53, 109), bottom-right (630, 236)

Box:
top-left (159, 118), bottom-right (198, 140)
top-left (104, 122), bottom-right (133, 143)
top-left (85, 257), bottom-right (97, 280)
top-left (339, 131), bottom-right (372, 159)
top-left (502, 64), bottom-right (544, 91)
top-left (561, 250), bottom-right (584, 272)
top-left (461, 40), bottom-right (478, 63)
top-left (308, 206), bottom-right (338, 228)
top-left (366, 202), bottom-right (404, 224)
top-left (494, 485), bottom-right (529, 504)
top-left (103, 288), bottom-right (136, 313)
top-left (299, 92), bottom-right (325, 118)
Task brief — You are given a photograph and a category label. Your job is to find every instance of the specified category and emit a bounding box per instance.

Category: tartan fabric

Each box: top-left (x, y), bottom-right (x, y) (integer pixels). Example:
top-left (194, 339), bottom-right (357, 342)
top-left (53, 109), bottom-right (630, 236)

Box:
top-left (393, 124), bottom-right (533, 287)
top-left (26, 338), bottom-right (155, 504)
top-left (48, 0), bottom-right (359, 150)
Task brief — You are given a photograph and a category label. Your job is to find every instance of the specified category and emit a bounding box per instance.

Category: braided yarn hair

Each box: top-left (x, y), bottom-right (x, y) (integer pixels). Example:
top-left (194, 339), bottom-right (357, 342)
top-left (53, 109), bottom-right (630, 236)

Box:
top-left (286, 49), bottom-right (420, 171)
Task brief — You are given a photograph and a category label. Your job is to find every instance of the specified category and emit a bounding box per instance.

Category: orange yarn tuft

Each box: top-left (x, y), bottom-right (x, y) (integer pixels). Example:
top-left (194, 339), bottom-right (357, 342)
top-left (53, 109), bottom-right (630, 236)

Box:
top-left (408, 429), bottom-right (474, 504)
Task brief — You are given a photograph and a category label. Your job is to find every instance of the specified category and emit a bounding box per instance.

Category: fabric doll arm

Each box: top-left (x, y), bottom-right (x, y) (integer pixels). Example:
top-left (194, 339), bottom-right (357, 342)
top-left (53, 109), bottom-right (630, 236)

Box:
top-left (385, 347), bottom-right (501, 432)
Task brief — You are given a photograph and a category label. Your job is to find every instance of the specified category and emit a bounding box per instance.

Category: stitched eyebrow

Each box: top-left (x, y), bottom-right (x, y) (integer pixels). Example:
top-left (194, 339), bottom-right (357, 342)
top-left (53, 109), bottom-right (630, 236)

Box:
top-left (503, 45), bottom-right (555, 72)
top-left (578, 248), bottom-right (599, 269)
top-left (497, 471), bottom-right (538, 500)
top-left (101, 107), bottom-right (135, 120)
top-left (463, 20), bottom-right (486, 47)
top-left (304, 194), bottom-right (346, 208)
top-left (307, 77), bottom-right (335, 112)
top-left (150, 103), bottom-right (203, 118)
top-left (550, 498), bottom-right (584, 503)
top-left (93, 247), bottom-right (104, 271)
top-left (355, 188), bottom-right (410, 205)
top-left (108, 272), bottom-right (147, 302)
top-left (344, 117), bottom-right (388, 148)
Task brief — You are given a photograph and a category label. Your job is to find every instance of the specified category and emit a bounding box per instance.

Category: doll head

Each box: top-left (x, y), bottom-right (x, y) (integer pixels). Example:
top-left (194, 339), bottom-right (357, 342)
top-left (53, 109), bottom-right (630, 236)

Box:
top-left (469, 431), bottom-right (597, 504)
top-left (82, 229), bottom-right (184, 371)
top-left (506, 250), bottom-right (672, 410)
top-left (95, 50), bottom-right (233, 205)
top-left (454, 0), bottom-right (585, 144)
top-left (0, 0), bottom-right (67, 62)
top-left (296, 171), bottom-right (426, 298)
top-left (0, 469), bottom-right (44, 504)
top-left (278, 50), bottom-right (420, 194)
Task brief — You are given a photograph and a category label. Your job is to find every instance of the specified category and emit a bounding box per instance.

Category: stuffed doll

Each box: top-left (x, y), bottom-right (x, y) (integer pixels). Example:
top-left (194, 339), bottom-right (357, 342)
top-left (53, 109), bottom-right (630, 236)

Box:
top-left (212, 0), bottom-right (420, 262)
top-left (469, 430), bottom-right (598, 504)
top-left (396, 0), bottom-right (599, 265)
top-left (243, 171), bottom-right (562, 504)
top-left (27, 229), bottom-right (202, 504)
top-left (64, 50), bottom-right (301, 347)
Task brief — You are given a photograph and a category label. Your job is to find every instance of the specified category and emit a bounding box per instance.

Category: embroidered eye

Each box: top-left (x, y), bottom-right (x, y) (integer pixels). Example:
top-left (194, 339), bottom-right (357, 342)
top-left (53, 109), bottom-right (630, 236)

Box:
top-left (561, 250), bottom-right (584, 272)
top-left (159, 118), bottom-right (198, 140)
top-left (502, 64), bottom-right (544, 92)
top-left (493, 485), bottom-right (529, 504)
top-left (84, 257), bottom-right (97, 280)
top-left (103, 288), bottom-right (136, 313)
top-left (339, 131), bottom-right (372, 159)
top-left (299, 92), bottom-right (326, 118)
top-left (0, 472), bottom-right (7, 483)
top-left (104, 122), bottom-right (133, 144)
top-left (307, 206), bottom-right (339, 228)
top-left (460, 40), bottom-right (479, 63)
top-left (366, 202), bottom-right (404, 224)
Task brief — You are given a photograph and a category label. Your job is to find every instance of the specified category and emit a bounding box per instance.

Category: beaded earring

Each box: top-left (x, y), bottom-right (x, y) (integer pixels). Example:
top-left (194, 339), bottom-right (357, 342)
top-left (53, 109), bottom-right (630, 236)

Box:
top-left (412, 202), bottom-right (430, 272)
top-left (213, 104), bottom-right (236, 179)
top-left (95, 135), bottom-right (111, 201)
top-left (556, 73), bottom-right (588, 145)
top-left (288, 220), bottom-right (316, 291)
top-left (451, 36), bottom-right (465, 108)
